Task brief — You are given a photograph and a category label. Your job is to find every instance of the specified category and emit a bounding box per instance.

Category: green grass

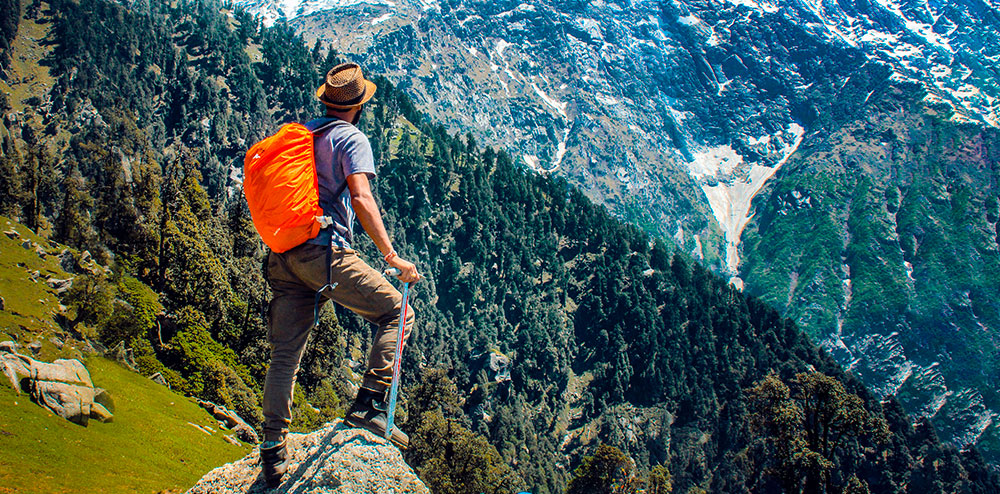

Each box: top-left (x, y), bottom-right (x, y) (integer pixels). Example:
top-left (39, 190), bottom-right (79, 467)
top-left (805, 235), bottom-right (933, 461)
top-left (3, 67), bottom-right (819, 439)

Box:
top-left (0, 215), bottom-right (250, 492)
top-left (0, 217), bottom-right (73, 362)
top-left (0, 0), bottom-right (57, 116)
top-left (0, 357), bottom-right (251, 494)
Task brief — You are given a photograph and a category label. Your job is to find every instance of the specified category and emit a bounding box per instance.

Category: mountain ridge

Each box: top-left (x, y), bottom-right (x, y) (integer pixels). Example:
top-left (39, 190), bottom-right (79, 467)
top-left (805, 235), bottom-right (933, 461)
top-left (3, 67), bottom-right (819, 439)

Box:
top-left (3, 0), bottom-right (1000, 491)
top-left (236, 0), bottom-right (1000, 462)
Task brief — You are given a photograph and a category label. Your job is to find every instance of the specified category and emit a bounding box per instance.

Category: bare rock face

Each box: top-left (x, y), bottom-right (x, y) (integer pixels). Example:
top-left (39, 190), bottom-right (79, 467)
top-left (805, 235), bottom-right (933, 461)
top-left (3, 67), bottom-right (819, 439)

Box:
top-left (188, 420), bottom-right (429, 494)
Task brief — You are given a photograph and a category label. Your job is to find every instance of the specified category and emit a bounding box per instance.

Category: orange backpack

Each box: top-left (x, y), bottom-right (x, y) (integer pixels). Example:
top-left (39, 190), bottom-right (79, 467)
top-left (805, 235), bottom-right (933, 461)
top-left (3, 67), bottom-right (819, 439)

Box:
top-left (243, 121), bottom-right (340, 253)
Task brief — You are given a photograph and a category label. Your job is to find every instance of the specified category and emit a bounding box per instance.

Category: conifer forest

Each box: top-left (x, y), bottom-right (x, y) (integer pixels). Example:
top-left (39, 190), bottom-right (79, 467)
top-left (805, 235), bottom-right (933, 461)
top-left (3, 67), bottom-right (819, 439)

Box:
top-left (1, 0), bottom-right (999, 492)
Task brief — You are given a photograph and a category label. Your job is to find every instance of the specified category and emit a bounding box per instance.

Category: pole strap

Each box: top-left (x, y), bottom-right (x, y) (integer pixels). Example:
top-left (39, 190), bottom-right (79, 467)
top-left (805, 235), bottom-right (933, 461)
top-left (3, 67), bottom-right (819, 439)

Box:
top-left (312, 229), bottom-right (338, 328)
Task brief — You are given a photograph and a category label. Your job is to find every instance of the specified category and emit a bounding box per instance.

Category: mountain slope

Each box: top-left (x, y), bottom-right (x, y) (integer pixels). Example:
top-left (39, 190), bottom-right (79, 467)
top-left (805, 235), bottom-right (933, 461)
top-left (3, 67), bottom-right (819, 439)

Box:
top-left (2, 0), bottom-right (1000, 492)
top-left (0, 218), bottom-right (249, 493)
top-left (240, 0), bottom-right (999, 275)
top-left (742, 82), bottom-right (1000, 463)
top-left (237, 0), bottom-right (1000, 461)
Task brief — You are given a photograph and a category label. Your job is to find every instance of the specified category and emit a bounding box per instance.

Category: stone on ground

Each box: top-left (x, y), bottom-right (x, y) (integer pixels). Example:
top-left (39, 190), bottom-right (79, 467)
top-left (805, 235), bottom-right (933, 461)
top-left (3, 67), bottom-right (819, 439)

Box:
top-left (187, 420), bottom-right (429, 494)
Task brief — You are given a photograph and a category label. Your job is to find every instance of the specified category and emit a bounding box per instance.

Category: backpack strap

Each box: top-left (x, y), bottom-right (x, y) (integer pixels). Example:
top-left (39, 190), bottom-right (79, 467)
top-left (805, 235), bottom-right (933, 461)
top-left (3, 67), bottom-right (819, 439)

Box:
top-left (310, 118), bottom-right (356, 327)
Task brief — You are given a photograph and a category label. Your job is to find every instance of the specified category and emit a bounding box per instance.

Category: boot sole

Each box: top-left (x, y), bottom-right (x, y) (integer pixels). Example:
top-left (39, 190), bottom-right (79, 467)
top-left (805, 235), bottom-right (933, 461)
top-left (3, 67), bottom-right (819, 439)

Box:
top-left (343, 416), bottom-right (409, 450)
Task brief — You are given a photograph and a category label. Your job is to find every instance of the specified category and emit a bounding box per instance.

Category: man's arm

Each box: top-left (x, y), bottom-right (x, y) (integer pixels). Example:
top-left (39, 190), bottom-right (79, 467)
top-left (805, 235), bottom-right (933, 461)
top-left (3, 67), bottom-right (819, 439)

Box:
top-left (347, 173), bottom-right (420, 283)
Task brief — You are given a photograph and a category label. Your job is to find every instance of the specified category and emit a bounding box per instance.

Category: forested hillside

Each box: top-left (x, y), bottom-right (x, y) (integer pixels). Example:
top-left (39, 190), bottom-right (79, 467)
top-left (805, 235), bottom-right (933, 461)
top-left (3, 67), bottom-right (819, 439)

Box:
top-left (1, 0), bottom-right (999, 492)
top-left (741, 83), bottom-right (1000, 463)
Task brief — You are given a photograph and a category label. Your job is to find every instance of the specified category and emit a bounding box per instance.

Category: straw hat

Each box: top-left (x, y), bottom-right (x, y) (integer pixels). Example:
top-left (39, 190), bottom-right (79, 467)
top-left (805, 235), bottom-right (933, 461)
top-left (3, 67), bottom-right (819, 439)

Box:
top-left (316, 63), bottom-right (377, 110)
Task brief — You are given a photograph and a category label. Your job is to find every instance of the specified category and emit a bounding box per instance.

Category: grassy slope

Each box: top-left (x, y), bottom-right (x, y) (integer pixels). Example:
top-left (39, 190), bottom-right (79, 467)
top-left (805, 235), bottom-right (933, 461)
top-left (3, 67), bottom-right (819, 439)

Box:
top-left (0, 358), bottom-right (251, 494)
top-left (0, 216), bottom-right (250, 493)
top-left (0, 0), bottom-right (56, 114)
top-left (0, 217), bottom-right (77, 362)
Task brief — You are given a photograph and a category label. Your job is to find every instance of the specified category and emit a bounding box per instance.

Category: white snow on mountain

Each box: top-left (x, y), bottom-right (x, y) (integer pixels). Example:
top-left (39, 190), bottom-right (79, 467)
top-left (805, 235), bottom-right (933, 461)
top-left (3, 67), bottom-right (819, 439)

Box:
top-left (238, 0), bottom-right (402, 26)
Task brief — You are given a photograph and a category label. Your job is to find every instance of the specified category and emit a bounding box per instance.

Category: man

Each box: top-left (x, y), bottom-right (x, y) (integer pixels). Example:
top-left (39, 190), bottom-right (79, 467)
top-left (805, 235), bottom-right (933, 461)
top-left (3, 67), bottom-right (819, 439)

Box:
top-left (259, 62), bottom-right (420, 487)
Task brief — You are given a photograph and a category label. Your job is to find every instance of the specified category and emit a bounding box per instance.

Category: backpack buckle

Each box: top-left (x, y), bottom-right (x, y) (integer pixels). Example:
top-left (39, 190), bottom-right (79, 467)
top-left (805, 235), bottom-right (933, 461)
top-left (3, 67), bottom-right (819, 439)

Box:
top-left (316, 216), bottom-right (334, 228)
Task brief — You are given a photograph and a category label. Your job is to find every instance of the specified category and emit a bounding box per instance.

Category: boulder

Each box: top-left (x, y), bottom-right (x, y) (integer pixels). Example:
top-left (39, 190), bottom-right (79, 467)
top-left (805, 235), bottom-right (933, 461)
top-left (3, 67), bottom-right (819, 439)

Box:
top-left (46, 278), bottom-right (73, 294)
top-left (149, 372), bottom-right (169, 387)
top-left (198, 399), bottom-right (259, 444)
top-left (30, 380), bottom-right (97, 425)
top-left (0, 348), bottom-right (113, 425)
top-left (0, 295), bottom-right (5, 311)
top-left (187, 420), bottom-right (429, 494)
top-left (75, 250), bottom-right (93, 272)
top-left (58, 250), bottom-right (76, 274)
top-left (1, 352), bottom-right (32, 393)
top-left (488, 351), bottom-right (512, 383)
top-left (90, 402), bottom-right (114, 423)
top-left (2, 229), bottom-right (17, 239)
top-left (94, 387), bottom-right (115, 413)
top-left (30, 358), bottom-right (94, 387)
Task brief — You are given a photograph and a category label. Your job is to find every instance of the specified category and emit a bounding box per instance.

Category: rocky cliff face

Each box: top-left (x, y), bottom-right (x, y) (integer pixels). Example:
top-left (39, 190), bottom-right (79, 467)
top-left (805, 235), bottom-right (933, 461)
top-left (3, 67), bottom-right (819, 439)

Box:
top-left (239, 0), bottom-right (998, 275)
top-left (188, 420), bottom-right (430, 494)
top-left (235, 0), bottom-right (1000, 462)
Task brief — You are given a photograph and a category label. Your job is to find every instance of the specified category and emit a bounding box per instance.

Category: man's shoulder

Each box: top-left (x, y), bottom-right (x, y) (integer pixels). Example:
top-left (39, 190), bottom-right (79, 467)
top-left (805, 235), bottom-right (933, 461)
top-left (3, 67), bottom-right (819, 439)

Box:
top-left (333, 125), bottom-right (371, 149)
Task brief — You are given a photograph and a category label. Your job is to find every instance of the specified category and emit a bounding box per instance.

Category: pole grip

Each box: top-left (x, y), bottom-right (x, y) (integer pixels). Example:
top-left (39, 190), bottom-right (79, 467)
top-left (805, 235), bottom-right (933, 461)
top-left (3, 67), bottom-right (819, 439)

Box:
top-left (384, 267), bottom-right (401, 277)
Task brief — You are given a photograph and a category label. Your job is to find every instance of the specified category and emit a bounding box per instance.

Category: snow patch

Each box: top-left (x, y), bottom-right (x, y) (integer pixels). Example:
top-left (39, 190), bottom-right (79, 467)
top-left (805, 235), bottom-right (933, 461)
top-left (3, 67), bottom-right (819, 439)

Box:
top-left (551, 128), bottom-right (571, 171)
top-left (495, 39), bottom-right (512, 58)
top-left (695, 123), bottom-right (805, 274)
top-left (688, 145), bottom-right (745, 180)
top-left (244, 0), bottom-right (398, 26)
top-left (531, 82), bottom-right (569, 119)
top-left (724, 0), bottom-right (779, 13)
top-left (371, 12), bottom-right (393, 24)
top-left (691, 234), bottom-right (704, 260)
top-left (678, 15), bottom-right (701, 26)
top-left (573, 18), bottom-right (604, 41)
top-left (673, 225), bottom-right (685, 246)
top-left (523, 154), bottom-right (540, 171)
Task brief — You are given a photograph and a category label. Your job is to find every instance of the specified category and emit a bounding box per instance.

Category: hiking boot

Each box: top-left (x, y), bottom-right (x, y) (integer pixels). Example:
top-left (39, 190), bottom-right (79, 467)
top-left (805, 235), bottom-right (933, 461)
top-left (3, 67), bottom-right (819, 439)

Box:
top-left (260, 439), bottom-right (289, 488)
top-left (344, 387), bottom-right (410, 449)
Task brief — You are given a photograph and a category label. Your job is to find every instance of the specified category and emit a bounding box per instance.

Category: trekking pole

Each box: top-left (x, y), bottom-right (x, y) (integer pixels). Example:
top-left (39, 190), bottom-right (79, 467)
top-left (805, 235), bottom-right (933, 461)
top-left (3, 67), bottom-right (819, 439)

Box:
top-left (382, 267), bottom-right (410, 441)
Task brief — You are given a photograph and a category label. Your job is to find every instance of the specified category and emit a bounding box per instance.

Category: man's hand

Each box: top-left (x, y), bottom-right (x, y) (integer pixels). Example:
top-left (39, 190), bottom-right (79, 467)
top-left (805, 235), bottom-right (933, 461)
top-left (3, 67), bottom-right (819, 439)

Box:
top-left (388, 255), bottom-right (421, 283)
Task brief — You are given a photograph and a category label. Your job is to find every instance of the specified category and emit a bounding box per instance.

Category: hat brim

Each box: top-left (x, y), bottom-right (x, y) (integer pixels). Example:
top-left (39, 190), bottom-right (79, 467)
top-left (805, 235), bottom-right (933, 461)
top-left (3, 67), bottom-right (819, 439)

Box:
top-left (316, 80), bottom-right (377, 110)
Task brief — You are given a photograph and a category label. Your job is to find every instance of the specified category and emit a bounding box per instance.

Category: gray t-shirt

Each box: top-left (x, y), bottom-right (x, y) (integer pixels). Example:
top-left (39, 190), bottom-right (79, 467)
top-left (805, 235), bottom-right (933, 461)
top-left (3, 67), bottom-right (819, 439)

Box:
top-left (305, 117), bottom-right (376, 249)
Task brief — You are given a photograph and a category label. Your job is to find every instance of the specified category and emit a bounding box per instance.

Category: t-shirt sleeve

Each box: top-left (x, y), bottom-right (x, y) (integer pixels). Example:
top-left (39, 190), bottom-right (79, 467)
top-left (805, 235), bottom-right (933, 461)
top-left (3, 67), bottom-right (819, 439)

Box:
top-left (341, 131), bottom-right (376, 180)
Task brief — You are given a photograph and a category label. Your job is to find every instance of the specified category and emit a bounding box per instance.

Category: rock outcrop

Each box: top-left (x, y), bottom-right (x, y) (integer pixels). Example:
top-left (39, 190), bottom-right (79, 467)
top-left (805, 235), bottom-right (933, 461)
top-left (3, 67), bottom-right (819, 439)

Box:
top-left (0, 342), bottom-right (114, 425)
top-left (187, 420), bottom-right (429, 494)
top-left (198, 399), bottom-right (259, 444)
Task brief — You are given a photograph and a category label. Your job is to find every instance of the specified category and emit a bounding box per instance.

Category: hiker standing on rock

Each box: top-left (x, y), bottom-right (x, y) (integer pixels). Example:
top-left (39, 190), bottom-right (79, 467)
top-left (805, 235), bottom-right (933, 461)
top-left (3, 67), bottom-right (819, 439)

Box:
top-left (256, 62), bottom-right (420, 486)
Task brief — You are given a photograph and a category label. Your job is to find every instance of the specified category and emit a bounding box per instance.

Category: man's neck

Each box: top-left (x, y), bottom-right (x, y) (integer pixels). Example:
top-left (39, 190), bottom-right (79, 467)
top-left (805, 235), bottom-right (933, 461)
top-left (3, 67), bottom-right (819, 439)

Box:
top-left (326, 109), bottom-right (357, 122)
